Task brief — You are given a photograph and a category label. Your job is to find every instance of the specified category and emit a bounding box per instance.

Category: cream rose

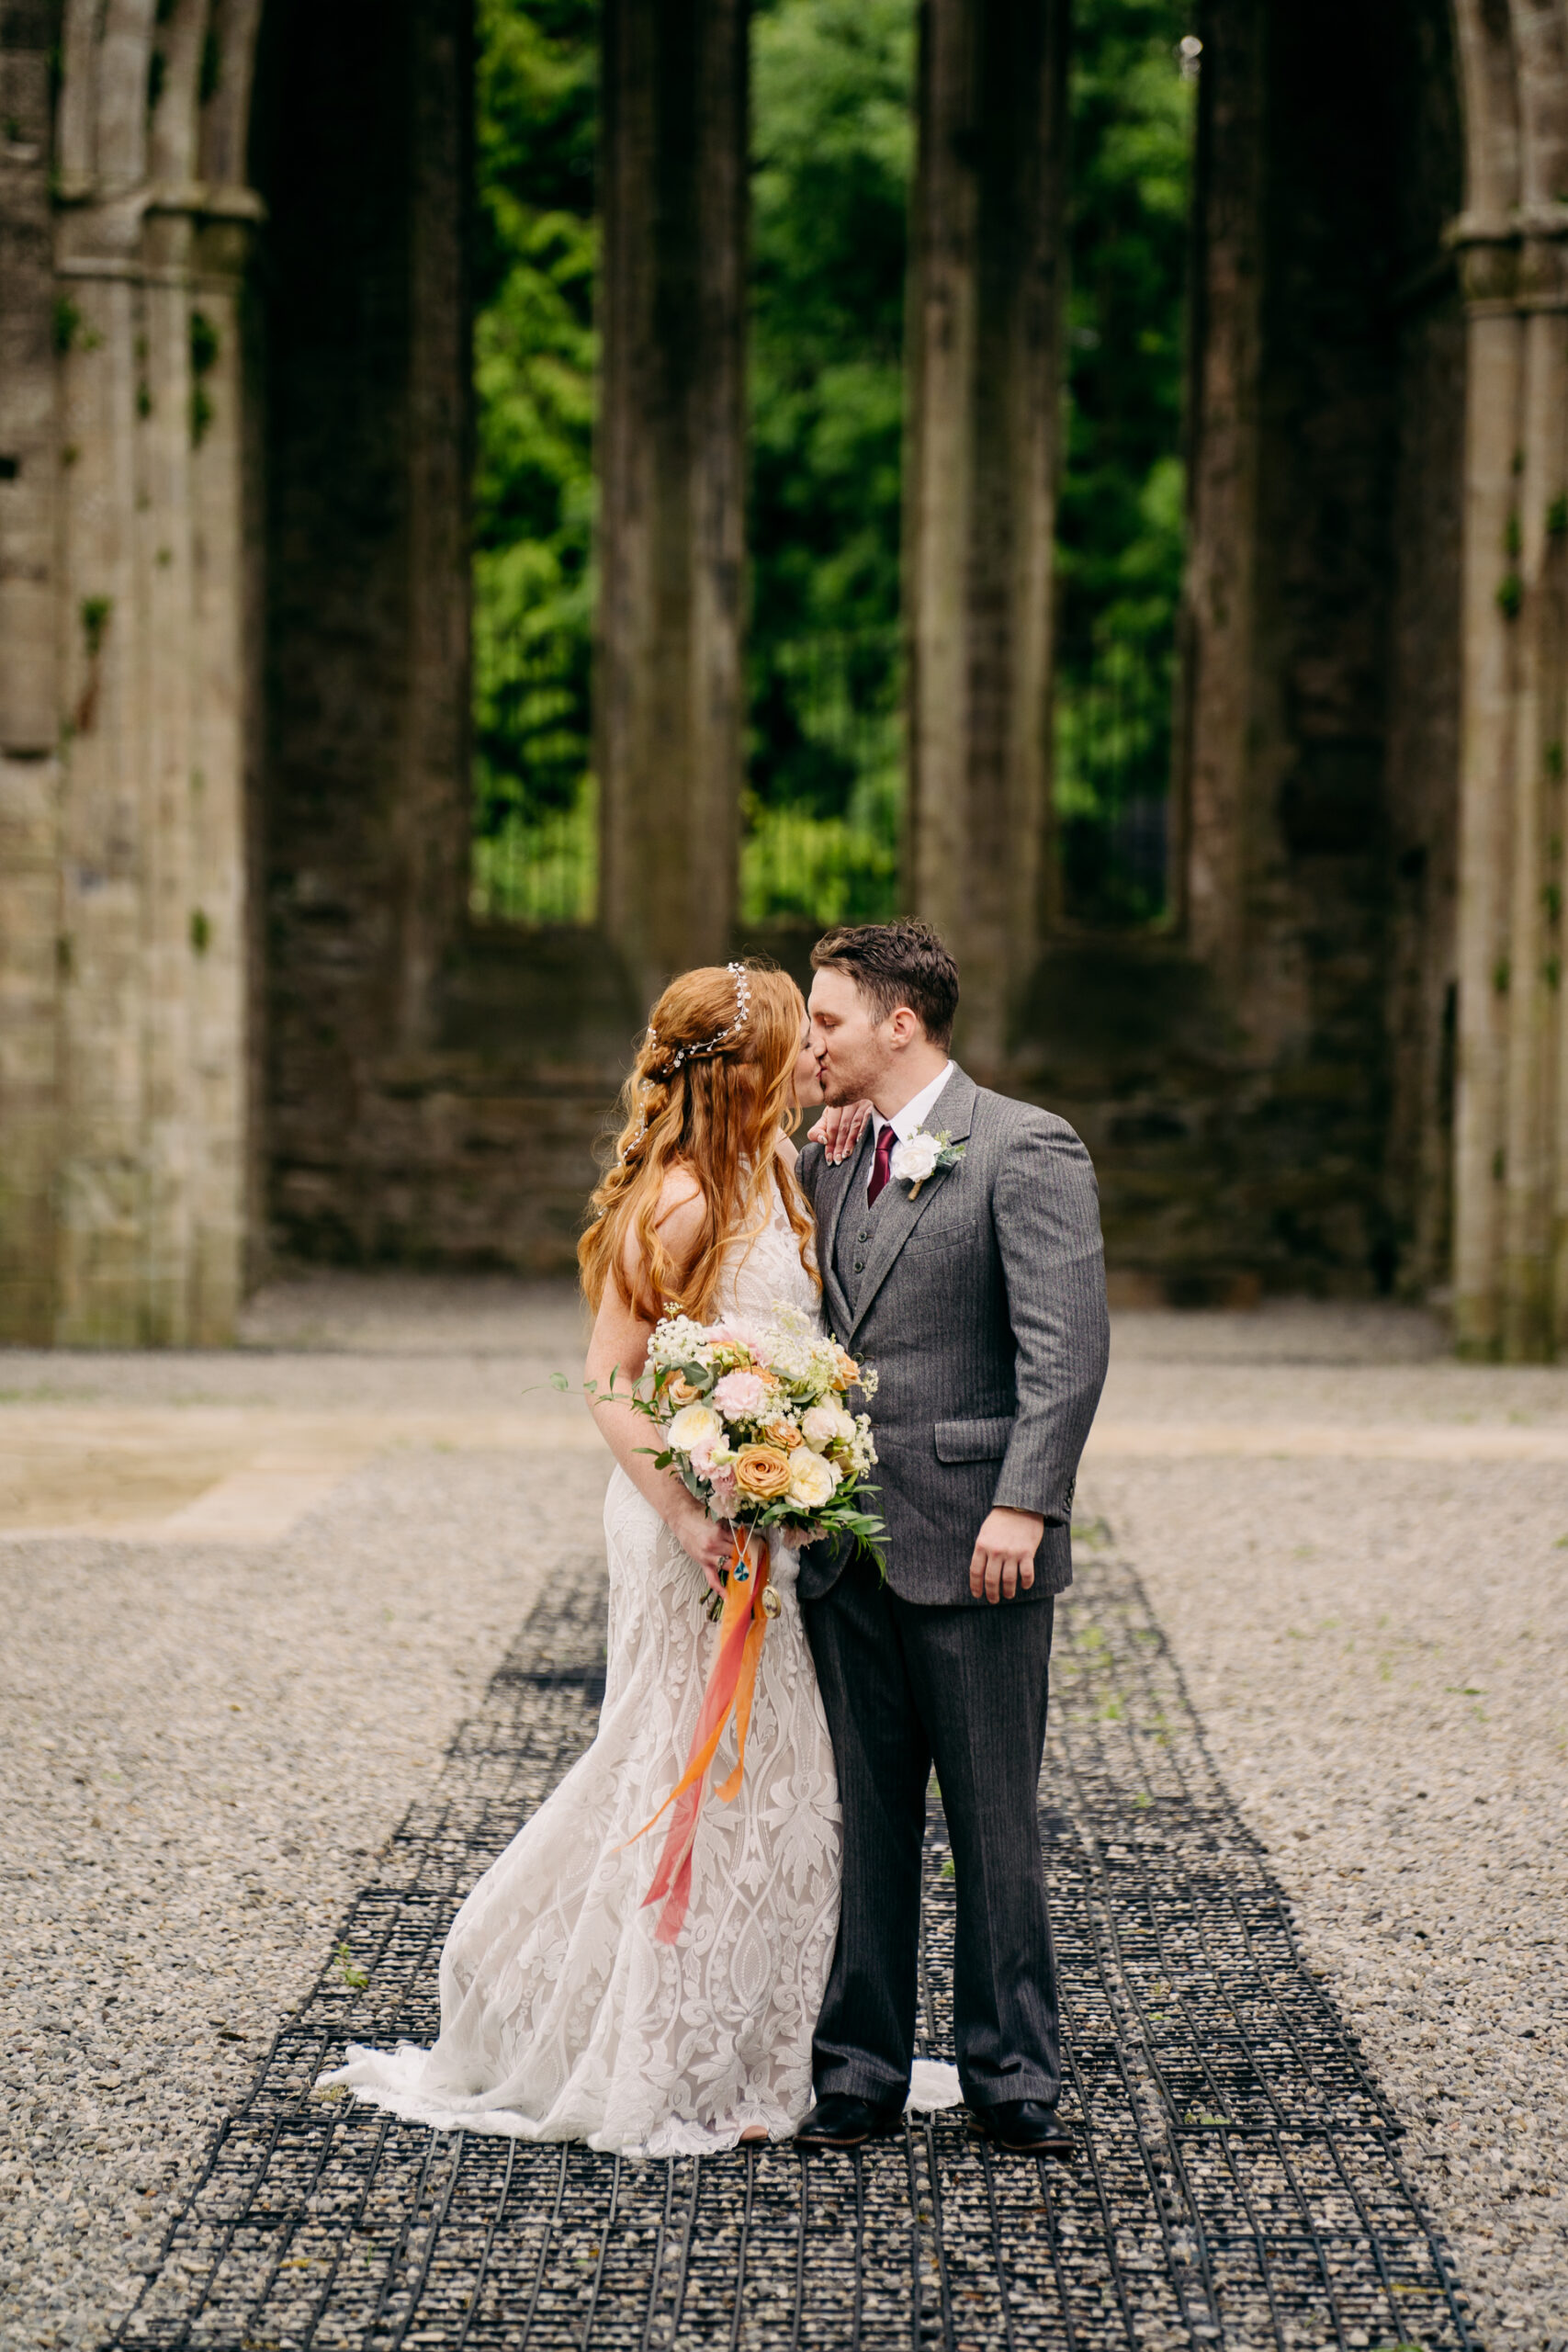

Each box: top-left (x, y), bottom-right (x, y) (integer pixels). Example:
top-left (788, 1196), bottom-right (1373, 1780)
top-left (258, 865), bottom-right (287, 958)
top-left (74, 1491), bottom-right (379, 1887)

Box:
top-left (785, 1448), bottom-right (839, 1511)
top-left (663, 1371), bottom-right (705, 1408)
top-left (801, 1402), bottom-right (855, 1451)
top-left (733, 1442), bottom-right (794, 1500)
top-left (667, 1402), bottom-right (722, 1455)
top-left (889, 1130), bottom-right (942, 1185)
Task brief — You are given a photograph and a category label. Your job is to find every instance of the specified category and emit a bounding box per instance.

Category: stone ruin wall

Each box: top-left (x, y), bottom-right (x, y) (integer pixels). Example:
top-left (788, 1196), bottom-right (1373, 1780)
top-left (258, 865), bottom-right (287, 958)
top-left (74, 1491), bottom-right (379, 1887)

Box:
top-left (7, 0), bottom-right (1565, 1337)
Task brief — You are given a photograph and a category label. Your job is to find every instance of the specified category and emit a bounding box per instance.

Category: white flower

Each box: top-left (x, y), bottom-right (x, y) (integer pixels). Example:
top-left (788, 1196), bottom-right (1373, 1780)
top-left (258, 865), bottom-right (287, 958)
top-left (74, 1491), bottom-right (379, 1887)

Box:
top-left (667, 1402), bottom-right (722, 1455)
top-left (785, 1448), bottom-right (840, 1510)
top-left (802, 1402), bottom-right (855, 1450)
top-left (648, 1314), bottom-right (713, 1367)
top-left (889, 1130), bottom-right (942, 1184)
top-left (764, 1330), bottom-right (820, 1392)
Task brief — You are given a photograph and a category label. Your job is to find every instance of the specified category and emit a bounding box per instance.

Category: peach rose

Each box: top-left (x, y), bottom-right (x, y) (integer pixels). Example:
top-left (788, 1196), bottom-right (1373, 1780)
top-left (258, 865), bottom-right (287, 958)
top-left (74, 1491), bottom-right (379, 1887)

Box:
top-left (733, 1443), bottom-right (793, 1500)
top-left (664, 1371), bottom-right (704, 1407)
top-left (829, 1347), bottom-right (860, 1392)
top-left (764, 1418), bottom-right (804, 1452)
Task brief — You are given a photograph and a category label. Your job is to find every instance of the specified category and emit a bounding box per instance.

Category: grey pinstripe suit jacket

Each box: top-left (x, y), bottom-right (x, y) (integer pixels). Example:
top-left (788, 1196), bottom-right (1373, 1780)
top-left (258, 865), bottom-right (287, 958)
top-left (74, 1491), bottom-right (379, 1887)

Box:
top-left (795, 1067), bottom-right (1110, 1607)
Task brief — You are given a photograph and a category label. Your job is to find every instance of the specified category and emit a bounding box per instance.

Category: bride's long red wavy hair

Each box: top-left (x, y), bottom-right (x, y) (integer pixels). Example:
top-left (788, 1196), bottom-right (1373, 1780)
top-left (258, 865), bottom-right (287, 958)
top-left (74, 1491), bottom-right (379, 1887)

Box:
top-left (579, 962), bottom-right (818, 1324)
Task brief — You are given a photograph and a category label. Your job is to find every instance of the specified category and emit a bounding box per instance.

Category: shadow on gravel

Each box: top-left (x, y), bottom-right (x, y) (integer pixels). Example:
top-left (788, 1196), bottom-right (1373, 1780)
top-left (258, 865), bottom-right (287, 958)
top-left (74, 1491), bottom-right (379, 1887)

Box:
top-left (107, 1536), bottom-right (1478, 2351)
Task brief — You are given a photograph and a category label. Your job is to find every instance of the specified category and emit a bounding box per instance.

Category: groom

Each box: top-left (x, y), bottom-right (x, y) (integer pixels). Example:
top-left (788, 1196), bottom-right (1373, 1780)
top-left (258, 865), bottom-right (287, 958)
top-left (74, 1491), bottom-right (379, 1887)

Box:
top-left (793, 920), bottom-right (1109, 2155)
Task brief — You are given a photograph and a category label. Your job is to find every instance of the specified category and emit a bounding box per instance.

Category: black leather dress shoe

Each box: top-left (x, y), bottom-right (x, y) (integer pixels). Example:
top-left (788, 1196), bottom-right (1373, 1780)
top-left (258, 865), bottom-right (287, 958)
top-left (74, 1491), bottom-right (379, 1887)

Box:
top-left (966, 2099), bottom-right (1077, 2158)
top-left (794, 2092), bottom-right (905, 2150)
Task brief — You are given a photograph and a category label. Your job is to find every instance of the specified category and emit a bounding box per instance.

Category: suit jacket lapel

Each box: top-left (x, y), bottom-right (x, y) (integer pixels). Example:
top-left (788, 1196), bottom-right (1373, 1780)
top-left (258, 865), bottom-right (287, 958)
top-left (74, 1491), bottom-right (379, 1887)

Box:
top-left (845, 1067), bottom-right (978, 1344)
top-left (816, 1127), bottom-right (870, 1340)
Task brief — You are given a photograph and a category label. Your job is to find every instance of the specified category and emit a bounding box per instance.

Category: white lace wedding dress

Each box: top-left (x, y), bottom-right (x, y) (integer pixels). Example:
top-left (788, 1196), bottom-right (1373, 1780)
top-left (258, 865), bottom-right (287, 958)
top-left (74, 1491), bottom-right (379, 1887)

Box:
top-left (319, 1172), bottom-right (842, 2154)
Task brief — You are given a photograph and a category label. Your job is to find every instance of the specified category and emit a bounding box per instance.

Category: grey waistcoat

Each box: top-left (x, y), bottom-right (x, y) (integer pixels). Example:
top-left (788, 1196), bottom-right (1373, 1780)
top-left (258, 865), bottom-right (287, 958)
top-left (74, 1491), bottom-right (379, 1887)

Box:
top-left (832, 1159), bottom-right (895, 1317)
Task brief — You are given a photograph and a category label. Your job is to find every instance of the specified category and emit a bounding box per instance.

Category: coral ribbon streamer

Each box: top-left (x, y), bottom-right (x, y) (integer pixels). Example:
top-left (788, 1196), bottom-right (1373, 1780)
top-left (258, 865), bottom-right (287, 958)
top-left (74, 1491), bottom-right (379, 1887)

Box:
top-left (632, 1530), bottom-right (773, 1943)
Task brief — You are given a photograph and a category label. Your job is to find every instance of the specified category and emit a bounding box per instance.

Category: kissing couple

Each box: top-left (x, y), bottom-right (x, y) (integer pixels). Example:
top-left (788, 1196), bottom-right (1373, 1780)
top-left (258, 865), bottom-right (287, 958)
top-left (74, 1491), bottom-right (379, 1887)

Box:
top-left (322, 920), bottom-right (1110, 2159)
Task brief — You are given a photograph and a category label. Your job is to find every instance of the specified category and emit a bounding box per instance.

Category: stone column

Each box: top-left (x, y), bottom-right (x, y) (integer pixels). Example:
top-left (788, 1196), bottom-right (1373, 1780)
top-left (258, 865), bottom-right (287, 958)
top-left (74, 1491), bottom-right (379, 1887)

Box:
top-left (399, 0), bottom-right (472, 1048)
top-left (139, 202), bottom-right (201, 1348)
top-left (186, 207), bottom-right (260, 1340)
top-left (597, 0), bottom-right (748, 1012)
top-left (1500, 257), bottom-right (1568, 1362)
top-left (48, 185), bottom-right (261, 1347)
top-left (903, 0), bottom-right (1068, 1074)
top-left (1449, 221), bottom-right (1568, 1363)
top-left (53, 201), bottom-right (152, 1343)
top-left (0, 7), bottom-right (62, 1343)
top-left (255, 0), bottom-right (475, 1266)
top-left (1175, 0), bottom-right (1265, 982)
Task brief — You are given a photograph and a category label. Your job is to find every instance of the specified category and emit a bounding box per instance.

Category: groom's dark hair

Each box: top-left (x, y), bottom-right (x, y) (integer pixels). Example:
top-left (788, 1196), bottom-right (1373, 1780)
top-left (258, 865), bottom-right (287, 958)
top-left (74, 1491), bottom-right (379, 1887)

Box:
top-left (811, 920), bottom-right (960, 1050)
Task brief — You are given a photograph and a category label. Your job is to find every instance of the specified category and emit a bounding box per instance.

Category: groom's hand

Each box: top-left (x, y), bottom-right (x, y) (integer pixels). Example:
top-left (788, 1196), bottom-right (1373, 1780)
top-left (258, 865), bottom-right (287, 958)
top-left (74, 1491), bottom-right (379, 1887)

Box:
top-left (969, 1507), bottom-right (1045, 1603)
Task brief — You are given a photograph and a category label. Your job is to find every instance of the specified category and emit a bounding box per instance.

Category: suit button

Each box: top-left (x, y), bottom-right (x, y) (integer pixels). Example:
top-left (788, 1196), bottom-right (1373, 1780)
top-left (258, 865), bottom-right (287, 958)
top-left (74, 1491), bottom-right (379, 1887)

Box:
top-left (853, 1258), bottom-right (865, 1272)
top-left (857, 1229), bottom-right (869, 1242)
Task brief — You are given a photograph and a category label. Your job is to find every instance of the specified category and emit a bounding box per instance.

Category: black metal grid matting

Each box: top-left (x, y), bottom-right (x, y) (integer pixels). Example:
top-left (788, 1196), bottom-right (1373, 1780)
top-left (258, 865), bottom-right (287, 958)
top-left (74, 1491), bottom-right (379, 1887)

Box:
top-left (110, 1537), bottom-right (1475, 2352)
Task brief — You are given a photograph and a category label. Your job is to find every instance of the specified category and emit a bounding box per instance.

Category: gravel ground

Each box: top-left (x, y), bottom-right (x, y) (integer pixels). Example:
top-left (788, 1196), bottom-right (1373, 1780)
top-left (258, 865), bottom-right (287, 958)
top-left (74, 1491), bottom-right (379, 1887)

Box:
top-left (1089, 1326), bottom-right (1568, 2347)
top-left (2, 1279), bottom-right (1565, 2349)
top-left (0, 1422), bottom-right (609, 2347)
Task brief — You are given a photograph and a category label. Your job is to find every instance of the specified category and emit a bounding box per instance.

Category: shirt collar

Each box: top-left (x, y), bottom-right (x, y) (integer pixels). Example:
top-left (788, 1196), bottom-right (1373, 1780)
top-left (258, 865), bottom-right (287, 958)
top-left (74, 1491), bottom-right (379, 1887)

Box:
top-left (872, 1060), bottom-right (955, 1146)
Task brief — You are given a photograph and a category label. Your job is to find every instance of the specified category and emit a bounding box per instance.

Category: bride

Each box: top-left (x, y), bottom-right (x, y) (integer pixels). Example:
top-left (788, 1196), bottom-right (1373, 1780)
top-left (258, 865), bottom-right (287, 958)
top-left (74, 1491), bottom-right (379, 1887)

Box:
top-left (320, 961), bottom-right (842, 2154)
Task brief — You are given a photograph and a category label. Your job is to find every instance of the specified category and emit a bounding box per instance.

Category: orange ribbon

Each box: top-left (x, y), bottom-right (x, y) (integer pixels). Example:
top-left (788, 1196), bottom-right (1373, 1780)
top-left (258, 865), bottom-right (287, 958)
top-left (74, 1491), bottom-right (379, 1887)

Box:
top-left (631, 1529), bottom-right (773, 1944)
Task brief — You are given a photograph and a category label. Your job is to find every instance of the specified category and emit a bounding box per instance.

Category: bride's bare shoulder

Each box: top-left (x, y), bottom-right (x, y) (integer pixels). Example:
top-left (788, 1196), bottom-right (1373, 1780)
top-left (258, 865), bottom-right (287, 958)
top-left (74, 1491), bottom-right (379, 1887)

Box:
top-left (650, 1163), bottom-right (705, 1243)
top-left (613, 1164), bottom-right (705, 1297)
top-left (775, 1133), bottom-right (799, 1172)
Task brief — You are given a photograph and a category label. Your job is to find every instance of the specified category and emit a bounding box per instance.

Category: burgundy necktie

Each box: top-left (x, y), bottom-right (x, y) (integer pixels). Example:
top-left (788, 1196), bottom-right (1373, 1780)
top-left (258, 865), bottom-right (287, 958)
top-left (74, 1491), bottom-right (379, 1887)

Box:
top-left (867, 1122), bottom-right (897, 1206)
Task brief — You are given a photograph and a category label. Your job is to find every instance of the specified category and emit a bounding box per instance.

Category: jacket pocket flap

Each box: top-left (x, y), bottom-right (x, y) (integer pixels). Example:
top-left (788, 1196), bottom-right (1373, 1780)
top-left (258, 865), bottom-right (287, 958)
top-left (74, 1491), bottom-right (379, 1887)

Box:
top-left (934, 1415), bottom-right (1014, 1464)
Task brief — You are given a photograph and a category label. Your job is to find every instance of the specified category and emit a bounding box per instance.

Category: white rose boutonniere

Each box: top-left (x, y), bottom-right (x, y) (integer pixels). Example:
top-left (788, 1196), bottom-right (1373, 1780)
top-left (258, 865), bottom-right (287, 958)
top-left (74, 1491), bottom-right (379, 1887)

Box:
top-left (888, 1127), bottom-right (966, 1202)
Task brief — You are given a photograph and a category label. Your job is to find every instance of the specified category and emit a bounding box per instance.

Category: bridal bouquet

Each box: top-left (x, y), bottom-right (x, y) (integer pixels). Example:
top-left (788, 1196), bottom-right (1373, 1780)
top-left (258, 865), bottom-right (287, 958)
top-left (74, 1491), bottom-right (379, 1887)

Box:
top-left (626, 1305), bottom-right (884, 1941)
top-left (641, 1304), bottom-right (884, 1558)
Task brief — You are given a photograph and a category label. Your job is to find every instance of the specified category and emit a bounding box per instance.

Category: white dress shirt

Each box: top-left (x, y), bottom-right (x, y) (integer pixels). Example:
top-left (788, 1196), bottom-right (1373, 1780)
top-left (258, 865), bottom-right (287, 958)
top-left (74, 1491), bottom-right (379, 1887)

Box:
top-left (868, 1060), bottom-right (955, 1197)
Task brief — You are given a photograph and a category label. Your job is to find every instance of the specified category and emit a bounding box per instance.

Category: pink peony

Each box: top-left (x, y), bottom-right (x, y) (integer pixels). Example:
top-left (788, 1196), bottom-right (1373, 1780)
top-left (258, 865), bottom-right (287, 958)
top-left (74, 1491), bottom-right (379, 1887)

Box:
top-left (709, 1317), bottom-right (767, 1356)
top-left (712, 1369), bottom-right (771, 1420)
top-left (708, 1468), bottom-right (739, 1512)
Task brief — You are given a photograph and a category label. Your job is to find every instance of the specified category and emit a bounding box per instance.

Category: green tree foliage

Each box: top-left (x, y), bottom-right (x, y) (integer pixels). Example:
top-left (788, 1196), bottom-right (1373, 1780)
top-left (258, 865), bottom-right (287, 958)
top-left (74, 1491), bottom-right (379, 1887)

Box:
top-left (472, 0), bottom-right (597, 882)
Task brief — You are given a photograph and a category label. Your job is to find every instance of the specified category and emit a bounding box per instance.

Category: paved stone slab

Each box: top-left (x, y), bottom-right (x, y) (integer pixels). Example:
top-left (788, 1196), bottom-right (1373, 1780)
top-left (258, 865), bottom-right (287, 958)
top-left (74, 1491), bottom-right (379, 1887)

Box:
top-left (0, 1408), bottom-right (598, 1542)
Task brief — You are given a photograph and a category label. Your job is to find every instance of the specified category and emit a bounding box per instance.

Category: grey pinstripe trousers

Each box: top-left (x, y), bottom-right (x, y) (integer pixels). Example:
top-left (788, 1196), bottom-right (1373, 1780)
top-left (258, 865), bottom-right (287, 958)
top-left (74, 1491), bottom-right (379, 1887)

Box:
top-left (803, 1551), bottom-right (1061, 2110)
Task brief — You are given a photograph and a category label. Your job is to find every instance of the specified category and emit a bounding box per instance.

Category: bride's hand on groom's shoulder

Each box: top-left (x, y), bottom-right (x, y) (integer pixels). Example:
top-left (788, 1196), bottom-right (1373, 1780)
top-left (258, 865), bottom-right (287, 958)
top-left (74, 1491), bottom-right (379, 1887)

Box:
top-left (807, 1100), bottom-right (873, 1164)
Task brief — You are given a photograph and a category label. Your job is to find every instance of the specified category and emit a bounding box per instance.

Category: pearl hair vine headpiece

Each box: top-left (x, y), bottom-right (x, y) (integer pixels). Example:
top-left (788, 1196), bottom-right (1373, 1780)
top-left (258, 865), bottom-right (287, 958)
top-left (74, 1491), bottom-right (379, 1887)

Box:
top-left (617, 962), bottom-right (752, 1166)
top-left (651, 962), bottom-right (752, 1072)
